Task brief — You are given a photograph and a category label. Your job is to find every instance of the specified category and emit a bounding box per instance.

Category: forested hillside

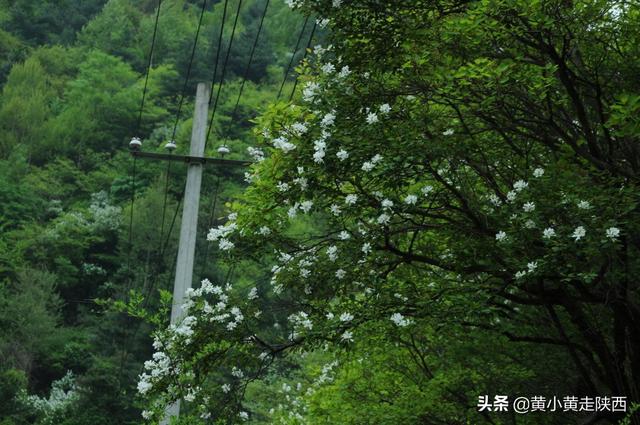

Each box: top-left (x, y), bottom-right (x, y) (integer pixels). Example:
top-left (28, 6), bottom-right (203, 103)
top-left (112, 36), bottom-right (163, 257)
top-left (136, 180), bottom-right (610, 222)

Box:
top-left (0, 1), bottom-right (313, 423)
top-left (2, 1), bottom-right (640, 425)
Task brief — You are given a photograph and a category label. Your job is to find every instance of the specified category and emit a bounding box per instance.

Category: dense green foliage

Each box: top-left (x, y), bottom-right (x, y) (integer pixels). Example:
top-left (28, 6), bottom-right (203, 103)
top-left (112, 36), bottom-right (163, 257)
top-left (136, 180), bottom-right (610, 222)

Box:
top-left (2, 1), bottom-right (640, 425)
top-left (0, 0), bottom-right (310, 424)
top-left (138, 0), bottom-right (640, 424)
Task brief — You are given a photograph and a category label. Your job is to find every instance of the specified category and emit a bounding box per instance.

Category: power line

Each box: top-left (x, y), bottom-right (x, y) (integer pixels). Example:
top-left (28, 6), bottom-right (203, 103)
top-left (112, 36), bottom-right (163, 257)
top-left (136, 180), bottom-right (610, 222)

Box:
top-left (159, 162), bottom-right (172, 242)
top-left (231, 0), bottom-right (271, 117)
top-left (277, 15), bottom-right (309, 100)
top-left (170, 0), bottom-right (209, 141)
top-left (208, 0), bottom-right (230, 107)
top-left (136, 0), bottom-right (163, 133)
top-left (289, 21), bottom-right (317, 102)
top-left (204, 0), bottom-right (245, 151)
top-left (129, 0), bottom-right (164, 270)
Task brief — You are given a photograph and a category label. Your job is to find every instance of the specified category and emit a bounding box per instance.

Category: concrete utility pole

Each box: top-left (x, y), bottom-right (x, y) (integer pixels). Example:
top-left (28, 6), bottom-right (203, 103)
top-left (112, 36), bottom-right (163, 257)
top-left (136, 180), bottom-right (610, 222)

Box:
top-left (162, 82), bottom-right (208, 423)
top-left (130, 83), bottom-right (250, 425)
top-left (171, 82), bottom-right (208, 325)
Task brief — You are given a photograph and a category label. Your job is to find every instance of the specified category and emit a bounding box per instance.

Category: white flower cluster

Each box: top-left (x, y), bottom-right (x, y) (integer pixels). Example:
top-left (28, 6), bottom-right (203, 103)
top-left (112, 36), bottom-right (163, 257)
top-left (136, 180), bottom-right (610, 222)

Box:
top-left (362, 154), bottom-right (383, 172)
top-left (247, 146), bottom-right (265, 162)
top-left (390, 313), bottom-right (411, 327)
top-left (22, 371), bottom-right (80, 417)
top-left (207, 219), bottom-right (238, 252)
top-left (288, 311), bottom-right (313, 338)
top-left (302, 82), bottom-right (320, 103)
top-left (138, 278), bottom-right (252, 406)
top-left (272, 135), bottom-right (296, 153)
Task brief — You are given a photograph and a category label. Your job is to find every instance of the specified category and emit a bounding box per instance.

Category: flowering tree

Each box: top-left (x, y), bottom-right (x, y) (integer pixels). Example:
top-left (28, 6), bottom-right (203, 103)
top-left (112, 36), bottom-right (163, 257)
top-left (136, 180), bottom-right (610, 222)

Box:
top-left (139, 0), bottom-right (640, 423)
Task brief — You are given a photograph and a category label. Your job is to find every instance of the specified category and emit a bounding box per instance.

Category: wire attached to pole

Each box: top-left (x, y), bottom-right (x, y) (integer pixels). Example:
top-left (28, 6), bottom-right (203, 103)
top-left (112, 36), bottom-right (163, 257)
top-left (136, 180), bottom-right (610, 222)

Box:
top-left (231, 0), bottom-right (271, 117)
top-left (289, 21), bottom-right (317, 102)
top-left (204, 0), bottom-right (245, 151)
top-left (277, 15), bottom-right (309, 100)
top-left (170, 0), bottom-right (209, 141)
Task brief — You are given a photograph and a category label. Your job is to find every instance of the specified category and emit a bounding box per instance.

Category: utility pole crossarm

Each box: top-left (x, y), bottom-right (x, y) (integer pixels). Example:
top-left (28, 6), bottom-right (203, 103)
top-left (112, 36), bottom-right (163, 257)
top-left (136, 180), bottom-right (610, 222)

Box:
top-left (131, 150), bottom-right (252, 167)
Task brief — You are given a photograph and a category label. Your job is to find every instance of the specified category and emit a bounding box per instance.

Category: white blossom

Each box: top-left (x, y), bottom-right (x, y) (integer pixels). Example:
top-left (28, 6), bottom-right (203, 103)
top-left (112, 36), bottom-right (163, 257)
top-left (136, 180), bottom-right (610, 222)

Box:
top-left (442, 128), bottom-right (454, 136)
top-left (606, 227), bottom-right (620, 240)
top-left (258, 226), bottom-right (271, 236)
top-left (287, 205), bottom-right (298, 218)
top-left (326, 245), bottom-right (338, 261)
top-left (361, 243), bottom-right (372, 254)
top-left (300, 200), bottom-right (314, 213)
top-left (533, 168), bottom-right (545, 177)
top-left (495, 231), bottom-right (507, 242)
top-left (513, 180), bottom-right (528, 192)
top-left (338, 230), bottom-right (350, 240)
top-left (302, 82), bottom-right (320, 102)
top-left (321, 111), bottom-right (336, 127)
top-left (293, 176), bottom-right (308, 190)
top-left (577, 200), bottom-right (591, 210)
top-left (330, 204), bottom-right (342, 215)
top-left (527, 261), bottom-right (538, 272)
top-left (523, 202), bottom-right (535, 212)
top-left (247, 147), bottom-right (265, 162)
top-left (335, 269), bottom-right (346, 279)
top-left (218, 239), bottom-right (235, 251)
top-left (272, 136), bottom-right (296, 152)
top-left (313, 149), bottom-right (326, 163)
top-left (338, 66), bottom-right (351, 78)
top-left (421, 185), bottom-right (433, 196)
top-left (543, 227), bottom-right (556, 239)
top-left (381, 198), bottom-right (394, 209)
top-left (290, 122), bottom-right (308, 136)
top-left (231, 367), bottom-right (244, 379)
top-left (207, 222), bottom-right (237, 241)
top-left (248, 287), bottom-right (258, 300)
top-left (572, 226), bottom-right (586, 241)
top-left (336, 149), bottom-right (349, 161)
top-left (404, 194), bottom-right (418, 205)
top-left (276, 181), bottom-right (290, 192)
top-left (137, 378), bottom-right (152, 395)
top-left (366, 112), bottom-right (379, 124)
top-left (390, 313), bottom-right (411, 327)
top-left (377, 213), bottom-right (391, 225)
top-left (379, 103), bottom-right (391, 114)
top-left (340, 312), bottom-right (354, 322)
top-left (321, 62), bottom-right (335, 74)
top-left (345, 194), bottom-right (358, 205)
top-left (341, 330), bottom-right (354, 342)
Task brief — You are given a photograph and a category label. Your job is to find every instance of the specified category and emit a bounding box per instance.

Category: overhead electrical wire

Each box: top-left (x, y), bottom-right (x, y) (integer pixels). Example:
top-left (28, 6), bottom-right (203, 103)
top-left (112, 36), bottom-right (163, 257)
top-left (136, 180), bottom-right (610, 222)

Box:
top-left (204, 0), bottom-right (244, 151)
top-left (277, 15), bottom-right (309, 100)
top-left (136, 0), bottom-right (163, 133)
top-left (289, 21), bottom-right (317, 101)
top-left (126, 0), bottom-right (165, 292)
top-left (207, 0), bottom-right (230, 109)
top-left (201, 0), bottom-right (271, 275)
top-left (230, 0), bottom-right (271, 117)
top-left (170, 0), bottom-right (210, 141)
